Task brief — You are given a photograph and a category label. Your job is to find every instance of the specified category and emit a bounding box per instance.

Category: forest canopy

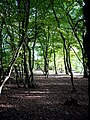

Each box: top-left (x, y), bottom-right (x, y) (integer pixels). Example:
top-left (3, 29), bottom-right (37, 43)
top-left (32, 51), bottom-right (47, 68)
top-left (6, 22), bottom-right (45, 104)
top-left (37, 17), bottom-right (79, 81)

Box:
top-left (0, 0), bottom-right (90, 119)
top-left (0, 0), bottom-right (87, 93)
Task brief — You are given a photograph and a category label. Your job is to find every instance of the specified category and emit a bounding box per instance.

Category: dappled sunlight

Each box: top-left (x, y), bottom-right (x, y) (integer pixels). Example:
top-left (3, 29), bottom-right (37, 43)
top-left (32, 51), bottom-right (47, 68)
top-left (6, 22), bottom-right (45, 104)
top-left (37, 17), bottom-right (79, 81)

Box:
top-left (50, 83), bottom-right (71, 85)
top-left (9, 93), bottom-right (46, 100)
top-left (24, 95), bottom-right (45, 99)
top-left (0, 104), bottom-right (17, 108)
top-left (43, 101), bottom-right (62, 105)
top-left (29, 89), bottom-right (49, 93)
top-left (29, 91), bottom-right (50, 94)
top-left (34, 71), bottom-right (83, 79)
top-left (49, 74), bottom-right (70, 78)
top-left (23, 89), bottom-right (50, 94)
top-left (39, 82), bottom-right (71, 86)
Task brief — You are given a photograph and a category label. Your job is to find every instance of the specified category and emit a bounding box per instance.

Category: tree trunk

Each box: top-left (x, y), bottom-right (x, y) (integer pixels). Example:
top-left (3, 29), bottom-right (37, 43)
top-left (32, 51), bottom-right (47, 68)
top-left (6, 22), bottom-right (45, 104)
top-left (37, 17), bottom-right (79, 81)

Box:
top-left (0, 21), bottom-right (4, 84)
top-left (0, 40), bottom-right (23, 94)
top-left (23, 44), bottom-right (30, 88)
top-left (67, 12), bottom-right (88, 78)
top-left (68, 48), bottom-right (76, 92)
top-left (83, 1), bottom-right (90, 117)
top-left (14, 65), bottom-right (20, 88)
top-left (54, 50), bottom-right (57, 74)
top-left (0, 0), bottom-right (30, 94)
top-left (83, 50), bottom-right (88, 78)
top-left (26, 42), bottom-right (36, 88)
top-left (21, 58), bottom-right (26, 88)
top-left (44, 56), bottom-right (49, 78)
top-left (63, 43), bottom-right (69, 74)
top-left (50, 0), bottom-right (75, 91)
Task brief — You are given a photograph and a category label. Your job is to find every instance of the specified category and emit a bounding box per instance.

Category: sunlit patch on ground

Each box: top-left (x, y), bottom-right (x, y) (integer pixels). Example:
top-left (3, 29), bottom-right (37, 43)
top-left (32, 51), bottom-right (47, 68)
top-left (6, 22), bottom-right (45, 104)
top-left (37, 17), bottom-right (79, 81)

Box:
top-left (0, 74), bottom-right (88, 120)
top-left (0, 104), bottom-right (16, 108)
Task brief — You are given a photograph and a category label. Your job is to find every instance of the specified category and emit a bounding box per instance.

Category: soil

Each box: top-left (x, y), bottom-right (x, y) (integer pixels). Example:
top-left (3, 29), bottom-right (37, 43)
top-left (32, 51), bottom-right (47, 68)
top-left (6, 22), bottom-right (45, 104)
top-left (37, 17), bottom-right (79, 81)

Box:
top-left (0, 74), bottom-right (88, 120)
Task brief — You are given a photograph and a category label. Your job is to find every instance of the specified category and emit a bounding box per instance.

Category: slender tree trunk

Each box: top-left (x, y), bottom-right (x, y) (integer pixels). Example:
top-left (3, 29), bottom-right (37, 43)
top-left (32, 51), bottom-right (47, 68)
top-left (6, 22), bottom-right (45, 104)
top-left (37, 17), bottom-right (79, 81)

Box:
top-left (0, 0), bottom-right (31, 94)
top-left (68, 48), bottom-right (75, 92)
top-left (0, 37), bottom-right (2, 84)
top-left (0, 38), bottom-right (3, 84)
top-left (20, 0), bottom-right (31, 88)
top-left (29, 4), bottom-right (37, 86)
top-left (67, 12), bottom-right (88, 78)
top-left (25, 1), bottom-right (38, 88)
top-left (26, 42), bottom-right (36, 88)
top-left (14, 65), bottom-right (20, 88)
top-left (21, 58), bottom-right (26, 88)
top-left (0, 21), bottom-right (4, 84)
top-left (50, 0), bottom-right (75, 91)
top-left (70, 45), bottom-right (87, 76)
top-left (0, 39), bottom-right (23, 94)
top-left (63, 42), bottom-right (69, 74)
top-left (23, 44), bottom-right (30, 88)
top-left (44, 56), bottom-right (48, 78)
top-left (44, 26), bottom-right (49, 78)
top-left (54, 50), bottom-right (57, 74)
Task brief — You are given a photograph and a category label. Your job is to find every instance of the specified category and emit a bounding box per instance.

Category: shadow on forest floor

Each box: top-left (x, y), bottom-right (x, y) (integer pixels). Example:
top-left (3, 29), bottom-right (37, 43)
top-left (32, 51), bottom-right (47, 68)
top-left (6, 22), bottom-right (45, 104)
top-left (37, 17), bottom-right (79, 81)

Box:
top-left (0, 74), bottom-right (88, 120)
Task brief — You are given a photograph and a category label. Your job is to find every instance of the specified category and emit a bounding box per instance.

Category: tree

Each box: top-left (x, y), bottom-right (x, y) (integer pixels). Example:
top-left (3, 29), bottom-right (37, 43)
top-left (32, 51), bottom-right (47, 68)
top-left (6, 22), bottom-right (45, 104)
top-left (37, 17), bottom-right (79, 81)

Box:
top-left (0, 0), bottom-right (31, 93)
top-left (50, 0), bottom-right (76, 92)
top-left (83, 0), bottom-right (90, 118)
top-left (0, 19), bottom-right (4, 84)
top-left (0, 0), bottom-right (85, 94)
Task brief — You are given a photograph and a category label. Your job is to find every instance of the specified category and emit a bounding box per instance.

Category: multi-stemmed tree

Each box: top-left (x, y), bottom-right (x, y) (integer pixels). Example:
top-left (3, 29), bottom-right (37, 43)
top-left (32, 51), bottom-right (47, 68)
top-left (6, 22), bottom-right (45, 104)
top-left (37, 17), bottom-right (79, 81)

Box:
top-left (0, 0), bottom-right (85, 94)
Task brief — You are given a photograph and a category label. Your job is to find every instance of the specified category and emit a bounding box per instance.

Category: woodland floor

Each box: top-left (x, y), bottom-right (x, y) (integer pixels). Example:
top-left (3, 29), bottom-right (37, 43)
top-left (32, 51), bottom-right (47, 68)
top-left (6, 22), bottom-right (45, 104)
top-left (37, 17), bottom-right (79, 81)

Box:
top-left (0, 73), bottom-right (88, 120)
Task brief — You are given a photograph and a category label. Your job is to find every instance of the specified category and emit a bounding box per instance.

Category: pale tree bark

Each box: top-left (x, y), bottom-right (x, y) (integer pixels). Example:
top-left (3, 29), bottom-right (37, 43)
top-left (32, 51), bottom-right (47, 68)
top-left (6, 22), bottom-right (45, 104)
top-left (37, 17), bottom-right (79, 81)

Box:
top-left (0, 40), bottom-right (23, 94)
top-left (0, 0), bottom-right (31, 94)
